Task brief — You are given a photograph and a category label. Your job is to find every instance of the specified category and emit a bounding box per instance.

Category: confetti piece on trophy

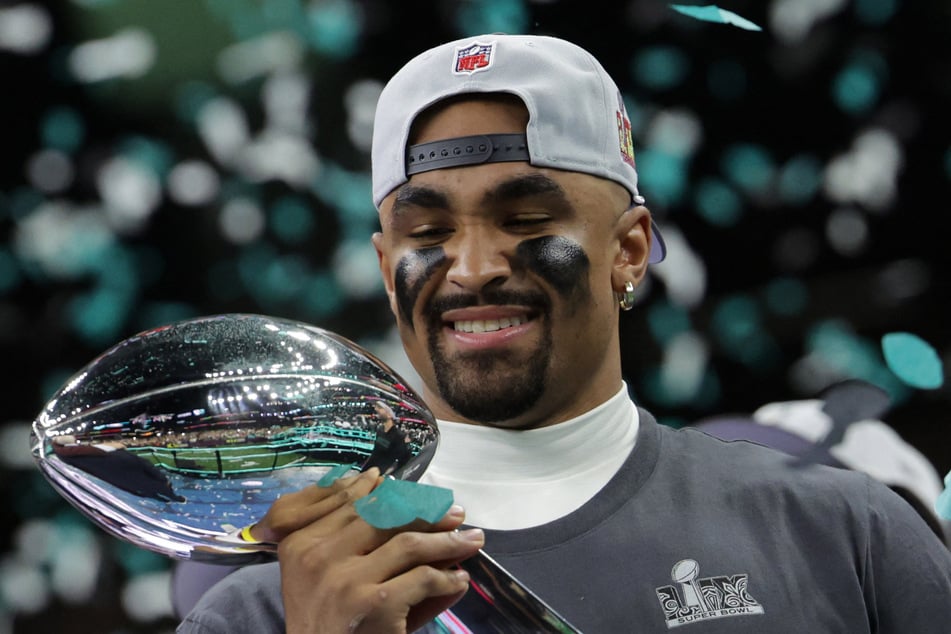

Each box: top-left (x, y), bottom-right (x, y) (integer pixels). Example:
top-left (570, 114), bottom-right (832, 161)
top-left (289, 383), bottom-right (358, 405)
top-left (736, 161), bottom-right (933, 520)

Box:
top-left (355, 478), bottom-right (454, 529)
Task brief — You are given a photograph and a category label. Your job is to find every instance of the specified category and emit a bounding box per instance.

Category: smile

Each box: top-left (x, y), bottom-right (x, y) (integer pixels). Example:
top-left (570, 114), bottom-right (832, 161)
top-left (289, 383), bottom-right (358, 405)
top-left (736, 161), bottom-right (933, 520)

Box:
top-left (453, 316), bottom-right (527, 333)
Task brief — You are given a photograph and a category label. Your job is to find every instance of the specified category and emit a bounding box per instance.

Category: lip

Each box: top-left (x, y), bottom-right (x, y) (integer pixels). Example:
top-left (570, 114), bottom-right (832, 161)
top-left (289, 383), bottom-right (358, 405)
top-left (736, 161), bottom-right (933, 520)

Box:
top-left (441, 306), bottom-right (534, 322)
top-left (440, 306), bottom-right (539, 351)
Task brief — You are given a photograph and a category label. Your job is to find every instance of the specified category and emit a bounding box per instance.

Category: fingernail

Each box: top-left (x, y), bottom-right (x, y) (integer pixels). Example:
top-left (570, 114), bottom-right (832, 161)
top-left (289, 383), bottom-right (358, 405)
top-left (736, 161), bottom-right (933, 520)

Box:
top-left (452, 569), bottom-right (470, 584)
top-left (457, 528), bottom-right (484, 544)
top-left (447, 504), bottom-right (465, 519)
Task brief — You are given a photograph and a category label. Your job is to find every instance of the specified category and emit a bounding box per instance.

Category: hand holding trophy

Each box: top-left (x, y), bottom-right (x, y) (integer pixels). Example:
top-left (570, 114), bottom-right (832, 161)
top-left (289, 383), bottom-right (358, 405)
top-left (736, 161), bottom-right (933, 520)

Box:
top-left (30, 313), bottom-right (580, 632)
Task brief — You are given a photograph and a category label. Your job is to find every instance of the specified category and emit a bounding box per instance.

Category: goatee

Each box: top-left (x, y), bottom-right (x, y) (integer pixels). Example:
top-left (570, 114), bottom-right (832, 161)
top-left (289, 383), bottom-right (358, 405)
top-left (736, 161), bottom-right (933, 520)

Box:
top-left (425, 289), bottom-right (551, 424)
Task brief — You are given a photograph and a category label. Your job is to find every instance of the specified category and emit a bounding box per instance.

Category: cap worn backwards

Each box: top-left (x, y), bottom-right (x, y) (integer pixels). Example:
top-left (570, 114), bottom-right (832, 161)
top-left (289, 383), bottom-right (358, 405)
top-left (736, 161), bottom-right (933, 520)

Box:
top-left (371, 33), bottom-right (666, 264)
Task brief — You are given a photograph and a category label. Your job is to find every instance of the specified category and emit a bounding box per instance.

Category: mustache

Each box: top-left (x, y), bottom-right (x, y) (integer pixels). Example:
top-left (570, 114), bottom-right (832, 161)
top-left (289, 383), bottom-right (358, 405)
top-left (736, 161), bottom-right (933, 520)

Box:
top-left (425, 288), bottom-right (551, 318)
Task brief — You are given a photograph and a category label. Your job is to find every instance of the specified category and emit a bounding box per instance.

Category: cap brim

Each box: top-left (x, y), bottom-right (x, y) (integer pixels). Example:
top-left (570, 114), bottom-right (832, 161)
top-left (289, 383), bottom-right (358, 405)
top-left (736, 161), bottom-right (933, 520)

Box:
top-left (648, 220), bottom-right (666, 264)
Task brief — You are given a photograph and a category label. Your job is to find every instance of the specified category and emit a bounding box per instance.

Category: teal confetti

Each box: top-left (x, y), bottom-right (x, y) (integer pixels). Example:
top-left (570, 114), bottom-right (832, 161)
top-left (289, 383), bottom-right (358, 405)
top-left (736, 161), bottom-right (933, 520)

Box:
top-left (832, 50), bottom-right (887, 115)
top-left (643, 364), bottom-right (721, 408)
top-left (936, 471), bottom-right (951, 521)
top-left (355, 479), bottom-right (454, 530)
top-left (270, 195), bottom-right (315, 245)
top-left (119, 136), bottom-right (175, 178)
top-left (670, 4), bottom-right (763, 31)
top-left (721, 144), bottom-right (775, 194)
top-left (710, 295), bottom-right (781, 368)
top-left (317, 463), bottom-right (358, 487)
top-left (694, 177), bottom-right (742, 227)
top-left (174, 81), bottom-right (218, 125)
top-left (68, 286), bottom-right (134, 346)
top-left (0, 247), bottom-right (22, 295)
top-left (854, 0), bottom-right (899, 26)
top-left (778, 154), bottom-right (823, 205)
top-left (455, 0), bottom-right (529, 37)
top-left (301, 272), bottom-right (345, 319)
top-left (807, 322), bottom-right (909, 404)
top-left (137, 301), bottom-right (199, 331)
top-left (636, 149), bottom-right (688, 204)
top-left (763, 277), bottom-right (809, 316)
top-left (881, 332), bottom-right (944, 389)
top-left (647, 300), bottom-right (692, 345)
top-left (631, 47), bottom-right (690, 91)
top-left (113, 540), bottom-right (170, 575)
top-left (41, 106), bottom-right (86, 153)
top-left (833, 62), bottom-right (880, 114)
top-left (237, 246), bottom-right (309, 307)
top-left (303, 0), bottom-right (363, 58)
top-left (8, 186), bottom-right (44, 221)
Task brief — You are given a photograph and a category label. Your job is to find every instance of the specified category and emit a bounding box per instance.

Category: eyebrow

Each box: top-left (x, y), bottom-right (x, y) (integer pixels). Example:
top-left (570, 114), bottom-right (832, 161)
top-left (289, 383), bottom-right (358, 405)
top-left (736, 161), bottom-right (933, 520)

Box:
top-left (391, 185), bottom-right (450, 213)
top-left (482, 172), bottom-right (567, 206)
top-left (391, 173), bottom-right (570, 217)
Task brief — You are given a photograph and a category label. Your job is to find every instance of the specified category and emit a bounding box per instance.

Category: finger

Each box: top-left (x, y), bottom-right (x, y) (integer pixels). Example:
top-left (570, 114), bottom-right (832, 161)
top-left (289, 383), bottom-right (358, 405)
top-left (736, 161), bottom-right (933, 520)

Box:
top-left (327, 500), bottom-right (470, 560)
top-left (363, 501), bottom-right (472, 556)
top-left (277, 481), bottom-right (397, 551)
top-left (327, 466), bottom-right (383, 491)
top-left (281, 497), bottom-right (470, 567)
top-left (406, 587), bottom-right (470, 634)
top-left (300, 469), bottom-right (382, 524)
top-left (358, 566), bottom-right (471, 633)
top-left (308, 466), bottom-right (383, 505)
top-left (252, 468), bottom-right (381, 542)
top-left (396, 504), bottom-right (468, 534)
top-left (286, 470), bottom-right (383, 539)
top-left (280, 468), bottom-right (370, 506)
top-left (363, 527), bottom-right (485, 582)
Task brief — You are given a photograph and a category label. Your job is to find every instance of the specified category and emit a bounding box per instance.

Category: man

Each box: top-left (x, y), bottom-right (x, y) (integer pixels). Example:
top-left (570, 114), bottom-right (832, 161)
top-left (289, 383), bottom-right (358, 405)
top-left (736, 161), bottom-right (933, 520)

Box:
top-left (179, 34), bottom-right (951, 633)
top-left (365, 401), bottom-right (412, 476)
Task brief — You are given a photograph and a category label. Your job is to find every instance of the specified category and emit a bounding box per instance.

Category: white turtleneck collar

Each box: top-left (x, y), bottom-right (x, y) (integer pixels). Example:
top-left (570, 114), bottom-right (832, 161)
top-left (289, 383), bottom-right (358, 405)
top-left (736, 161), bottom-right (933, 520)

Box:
top-left (419, 384), bottom-right (639, 530)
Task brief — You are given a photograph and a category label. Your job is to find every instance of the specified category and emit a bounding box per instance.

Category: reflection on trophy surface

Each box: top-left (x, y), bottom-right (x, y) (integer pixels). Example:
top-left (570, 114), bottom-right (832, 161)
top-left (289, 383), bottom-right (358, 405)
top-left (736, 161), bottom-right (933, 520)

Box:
top-left (30, 313), bottom-right (438, 564)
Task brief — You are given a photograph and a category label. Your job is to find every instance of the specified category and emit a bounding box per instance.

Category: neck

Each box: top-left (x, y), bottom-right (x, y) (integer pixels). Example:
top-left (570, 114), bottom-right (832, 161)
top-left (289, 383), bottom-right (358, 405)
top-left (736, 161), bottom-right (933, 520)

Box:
top-left (421, 384), bottom-right (639, 529)
top-left (422, 376), bottom-right (626, 430)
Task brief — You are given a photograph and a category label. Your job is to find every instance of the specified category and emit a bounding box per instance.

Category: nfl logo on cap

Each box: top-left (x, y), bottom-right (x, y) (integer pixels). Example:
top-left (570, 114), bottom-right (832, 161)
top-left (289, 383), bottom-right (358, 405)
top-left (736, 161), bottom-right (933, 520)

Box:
top-left (453, 42), bottom-right (495, 75)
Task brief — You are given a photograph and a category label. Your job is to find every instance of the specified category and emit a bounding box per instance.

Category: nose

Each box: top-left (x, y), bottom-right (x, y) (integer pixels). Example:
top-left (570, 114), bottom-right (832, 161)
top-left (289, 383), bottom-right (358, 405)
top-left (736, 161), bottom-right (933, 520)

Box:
top-left (444, 226), bottom-right (512, 293)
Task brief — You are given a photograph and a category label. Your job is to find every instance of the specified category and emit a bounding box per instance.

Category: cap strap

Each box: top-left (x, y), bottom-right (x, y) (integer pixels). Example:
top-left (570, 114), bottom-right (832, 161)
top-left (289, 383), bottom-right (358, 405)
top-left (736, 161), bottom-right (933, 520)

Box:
top-left (406, 133), bottom-right (530, 176)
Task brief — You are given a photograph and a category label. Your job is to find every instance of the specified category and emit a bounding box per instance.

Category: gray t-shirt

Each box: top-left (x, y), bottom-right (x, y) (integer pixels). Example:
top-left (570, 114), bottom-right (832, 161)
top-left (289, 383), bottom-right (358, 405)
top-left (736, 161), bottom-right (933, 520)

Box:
top-left (178, 410), bottom-right (951, 632)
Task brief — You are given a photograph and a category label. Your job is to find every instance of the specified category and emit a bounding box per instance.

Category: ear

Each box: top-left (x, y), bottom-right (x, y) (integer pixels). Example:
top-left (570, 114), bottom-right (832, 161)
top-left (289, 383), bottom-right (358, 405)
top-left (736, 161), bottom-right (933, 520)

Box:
top-left (611, 205), bottom-right (652, 292)
top-left (372, 231), bottom-right (400, 319)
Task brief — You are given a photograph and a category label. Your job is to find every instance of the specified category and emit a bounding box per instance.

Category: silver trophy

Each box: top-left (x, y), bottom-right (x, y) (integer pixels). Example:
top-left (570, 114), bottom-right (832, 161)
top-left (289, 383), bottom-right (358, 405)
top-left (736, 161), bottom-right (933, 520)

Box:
top-left (30, 313), bottom-right (580, 633)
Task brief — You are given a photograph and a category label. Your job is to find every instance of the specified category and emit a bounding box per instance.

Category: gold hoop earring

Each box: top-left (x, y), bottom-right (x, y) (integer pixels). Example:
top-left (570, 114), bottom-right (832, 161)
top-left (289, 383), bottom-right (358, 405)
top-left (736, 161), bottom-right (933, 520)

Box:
top-left (618, 281), bottom-right (636, 311)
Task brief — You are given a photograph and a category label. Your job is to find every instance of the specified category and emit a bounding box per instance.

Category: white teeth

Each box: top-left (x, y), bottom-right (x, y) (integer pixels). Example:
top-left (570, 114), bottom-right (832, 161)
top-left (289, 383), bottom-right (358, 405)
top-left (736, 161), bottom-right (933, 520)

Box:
top-left (453, 316), bottom-right (524, 333)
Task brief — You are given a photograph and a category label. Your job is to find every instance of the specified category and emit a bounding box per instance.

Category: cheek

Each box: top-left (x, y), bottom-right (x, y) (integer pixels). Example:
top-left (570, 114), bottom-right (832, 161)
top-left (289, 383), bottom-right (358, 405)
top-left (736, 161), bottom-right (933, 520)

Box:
top-left (394, 247), bottom-right (447, 326)
top-left (516, 236), bottom-right (591, 299)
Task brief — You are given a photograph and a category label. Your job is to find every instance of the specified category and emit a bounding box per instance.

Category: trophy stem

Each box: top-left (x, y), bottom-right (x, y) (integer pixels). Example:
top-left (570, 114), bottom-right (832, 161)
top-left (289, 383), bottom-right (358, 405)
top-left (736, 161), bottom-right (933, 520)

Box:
top-left (451, 549), bottom-right (582, 633)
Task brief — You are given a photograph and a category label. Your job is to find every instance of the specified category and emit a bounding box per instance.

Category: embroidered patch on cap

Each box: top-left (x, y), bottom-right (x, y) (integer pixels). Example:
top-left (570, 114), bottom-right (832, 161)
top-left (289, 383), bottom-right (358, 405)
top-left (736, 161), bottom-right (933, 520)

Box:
top-left (616, 92), bottom-right (636, 168)
top-left (453, 41), bottom-right (496, 75)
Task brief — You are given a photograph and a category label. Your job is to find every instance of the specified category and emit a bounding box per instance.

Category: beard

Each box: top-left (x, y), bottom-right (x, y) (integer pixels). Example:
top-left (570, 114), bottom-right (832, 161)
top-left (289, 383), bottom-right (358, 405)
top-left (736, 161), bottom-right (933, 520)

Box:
top-left (430, 330), bottom-right (551, 424)
top-left (425, 289), bottom-right (552, 425)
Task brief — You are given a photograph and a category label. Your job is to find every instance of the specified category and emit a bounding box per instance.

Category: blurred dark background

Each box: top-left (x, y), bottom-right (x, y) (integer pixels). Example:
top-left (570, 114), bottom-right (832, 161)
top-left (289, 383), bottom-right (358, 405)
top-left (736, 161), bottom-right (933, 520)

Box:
top-left (1, 0), bottom-right (949, 631)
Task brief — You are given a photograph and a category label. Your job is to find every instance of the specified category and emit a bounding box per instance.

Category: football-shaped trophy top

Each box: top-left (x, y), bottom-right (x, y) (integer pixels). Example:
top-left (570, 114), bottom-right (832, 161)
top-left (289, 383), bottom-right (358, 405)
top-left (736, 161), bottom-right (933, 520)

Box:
top-left (30, 314), bottom-right (438, 564)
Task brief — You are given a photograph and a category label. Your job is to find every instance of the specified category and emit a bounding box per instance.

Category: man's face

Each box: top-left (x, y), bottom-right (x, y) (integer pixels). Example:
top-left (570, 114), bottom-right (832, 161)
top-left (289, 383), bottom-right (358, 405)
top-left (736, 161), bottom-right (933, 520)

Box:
top-left (373, 97), bottom-right (650, 429)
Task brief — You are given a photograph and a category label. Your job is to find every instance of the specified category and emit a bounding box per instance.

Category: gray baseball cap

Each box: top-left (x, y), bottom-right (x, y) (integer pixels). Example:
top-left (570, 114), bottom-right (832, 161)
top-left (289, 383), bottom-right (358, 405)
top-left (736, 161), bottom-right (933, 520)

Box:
top-left (371, 33), bottom-right (666, 264)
